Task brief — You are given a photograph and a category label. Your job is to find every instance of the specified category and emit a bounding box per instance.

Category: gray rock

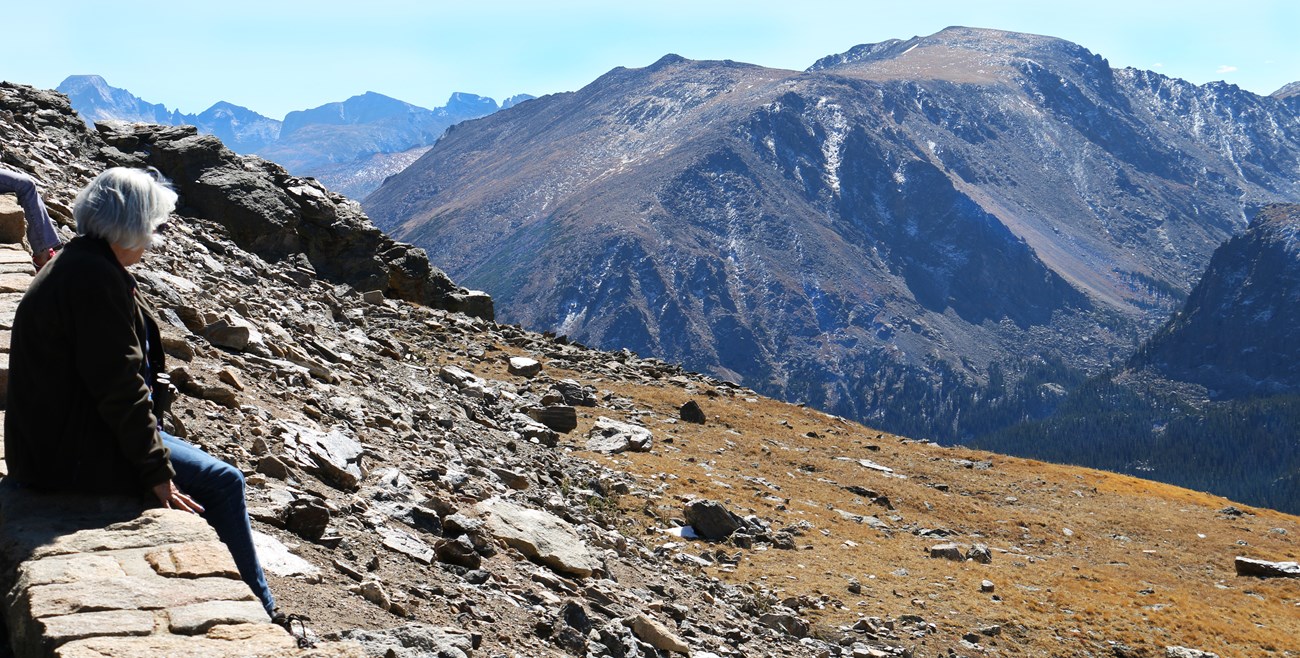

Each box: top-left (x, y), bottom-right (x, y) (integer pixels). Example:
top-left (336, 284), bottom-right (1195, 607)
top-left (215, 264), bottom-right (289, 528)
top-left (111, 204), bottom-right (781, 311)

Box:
top-left (526, 405), bottom-right (577, 433)
top-left (551, 379), bottom-right (597, 407)
top-left (679, 400), bottom-right (706, 424)
top-left (967, 544), bottom-right (992, 564)
top-left (507, 356), bottom-right (542, 377)
top-left (586, 417), bottom-right (652, 454)
top-left (434, 535), bottom-right (481, 569)
top-left (1234, 556), bottom-right (1300, 578)
top-left (683, 499), bottom-right (745, 540)
top-left (379, 527), bottom-right (435, 565)
top-left (281, 422), bottom-right (365, 490)
top-left (474, 497), bottom-right (601, 577)
top-left (1166, 647), bottom-right (1220, 658)
top-left (928, 543), bottom-right (966, 561)
top-left (758, 609), bottom-right (809, 637)
top-left (339, 624), bottom-right (474, 658)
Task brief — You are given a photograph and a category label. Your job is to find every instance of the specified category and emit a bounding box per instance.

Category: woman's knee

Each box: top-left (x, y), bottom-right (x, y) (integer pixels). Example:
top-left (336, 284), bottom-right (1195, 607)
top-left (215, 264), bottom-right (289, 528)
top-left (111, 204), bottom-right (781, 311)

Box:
top-left (209, 459), bottom-right (246, 493)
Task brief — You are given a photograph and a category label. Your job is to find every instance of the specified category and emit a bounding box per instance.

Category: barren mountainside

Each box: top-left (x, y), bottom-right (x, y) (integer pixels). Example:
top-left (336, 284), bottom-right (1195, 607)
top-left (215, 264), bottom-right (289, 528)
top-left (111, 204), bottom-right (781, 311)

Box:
top-left (363, 27), bottom-right (1300, 443)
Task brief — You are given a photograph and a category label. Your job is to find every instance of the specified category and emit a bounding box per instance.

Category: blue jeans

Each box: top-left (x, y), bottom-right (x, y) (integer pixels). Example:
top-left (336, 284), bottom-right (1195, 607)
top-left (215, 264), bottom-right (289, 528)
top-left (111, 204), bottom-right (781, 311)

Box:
top-left (162, 433), bottom-right (275, 615)
top-left (0, 168), bottom-right (61, 253)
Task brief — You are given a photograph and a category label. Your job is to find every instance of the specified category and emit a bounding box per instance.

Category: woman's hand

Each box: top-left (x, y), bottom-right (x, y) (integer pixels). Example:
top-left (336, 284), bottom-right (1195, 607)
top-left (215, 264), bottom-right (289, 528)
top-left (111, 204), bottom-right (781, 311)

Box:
top-left (152, 479), bottom-right (205, 514)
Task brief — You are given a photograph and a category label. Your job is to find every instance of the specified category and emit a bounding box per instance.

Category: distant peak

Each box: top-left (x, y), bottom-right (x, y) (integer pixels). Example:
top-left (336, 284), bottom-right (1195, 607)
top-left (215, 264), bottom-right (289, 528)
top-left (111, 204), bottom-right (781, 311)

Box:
top-left (56, 74), bottom-right (111, 92)
top-left (649, 54), bottom-right (688, 69)
top-left (1273, 81), bottom-right (1300, 100)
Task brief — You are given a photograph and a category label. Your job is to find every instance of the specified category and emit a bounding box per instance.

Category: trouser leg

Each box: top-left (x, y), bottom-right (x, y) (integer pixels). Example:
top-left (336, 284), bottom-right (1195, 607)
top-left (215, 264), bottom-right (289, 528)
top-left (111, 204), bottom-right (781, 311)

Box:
top-left (161, 432), bottom-right (276, 615)
top-left (0, 169), bottom-right (59, 253)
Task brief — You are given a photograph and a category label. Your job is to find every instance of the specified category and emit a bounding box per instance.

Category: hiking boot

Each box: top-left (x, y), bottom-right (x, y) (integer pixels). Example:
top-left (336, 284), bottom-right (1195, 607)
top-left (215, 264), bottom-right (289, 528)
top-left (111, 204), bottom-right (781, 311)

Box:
top-left (271, 609), bottom-right (316, 648)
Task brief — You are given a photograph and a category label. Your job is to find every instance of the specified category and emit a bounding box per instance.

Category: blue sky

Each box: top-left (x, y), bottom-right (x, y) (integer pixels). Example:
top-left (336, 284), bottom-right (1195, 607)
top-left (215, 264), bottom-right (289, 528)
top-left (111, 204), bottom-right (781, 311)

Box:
top-left (7, 1), bottom-right (1298, 118)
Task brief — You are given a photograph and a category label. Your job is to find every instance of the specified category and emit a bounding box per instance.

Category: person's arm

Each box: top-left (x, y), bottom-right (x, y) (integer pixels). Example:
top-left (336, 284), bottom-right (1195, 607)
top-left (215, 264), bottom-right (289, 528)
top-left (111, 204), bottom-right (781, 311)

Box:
top-left (68, 272), bottom-right (174, 487)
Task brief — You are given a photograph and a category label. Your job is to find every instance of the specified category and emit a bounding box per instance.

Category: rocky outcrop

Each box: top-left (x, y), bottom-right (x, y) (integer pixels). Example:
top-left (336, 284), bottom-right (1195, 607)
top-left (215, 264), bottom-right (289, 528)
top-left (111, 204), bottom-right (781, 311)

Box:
top-left (1135, 205), bottom-right (1300, 398)
top-left (90, 120), bottom-right (490, 319)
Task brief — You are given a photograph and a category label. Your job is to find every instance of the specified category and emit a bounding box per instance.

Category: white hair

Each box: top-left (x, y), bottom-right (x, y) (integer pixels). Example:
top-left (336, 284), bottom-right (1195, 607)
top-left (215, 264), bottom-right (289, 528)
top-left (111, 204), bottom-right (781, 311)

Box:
top-left (73, 167), bottom-right (177, 250)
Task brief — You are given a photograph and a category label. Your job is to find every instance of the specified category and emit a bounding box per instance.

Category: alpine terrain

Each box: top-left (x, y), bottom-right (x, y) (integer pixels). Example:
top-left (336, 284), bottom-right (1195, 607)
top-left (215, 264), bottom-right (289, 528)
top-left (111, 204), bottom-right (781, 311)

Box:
top-left (362, 27), bottom-right (1300, 455)
top-left (1, 80), bottom-right (1297, 658)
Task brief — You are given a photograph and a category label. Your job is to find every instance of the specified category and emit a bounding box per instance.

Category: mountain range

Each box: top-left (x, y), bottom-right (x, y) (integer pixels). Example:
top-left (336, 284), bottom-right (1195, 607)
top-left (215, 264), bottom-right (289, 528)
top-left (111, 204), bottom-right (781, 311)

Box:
top-left (362, 27), bottom-right (1300, 511)
top-left (55, 74), bottom-right (532, 198)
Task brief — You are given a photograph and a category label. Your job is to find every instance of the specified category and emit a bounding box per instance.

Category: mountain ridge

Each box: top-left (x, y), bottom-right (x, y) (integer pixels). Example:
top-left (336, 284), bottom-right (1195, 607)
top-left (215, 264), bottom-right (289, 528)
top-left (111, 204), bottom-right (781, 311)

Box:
top-left (54, 75), bottom-right (533, 198)
top-left (363, 27), bottom-right (1300, 450)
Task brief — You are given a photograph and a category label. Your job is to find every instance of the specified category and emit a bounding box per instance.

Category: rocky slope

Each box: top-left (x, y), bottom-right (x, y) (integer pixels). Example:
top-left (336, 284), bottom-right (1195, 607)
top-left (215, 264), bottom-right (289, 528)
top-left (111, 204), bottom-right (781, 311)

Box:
top-left (4, 81), bottom-right (1299, 658)
top-left (57, 76), bottom-right (532, 198)
top-left (362, 27), bottom-right (1300, 445)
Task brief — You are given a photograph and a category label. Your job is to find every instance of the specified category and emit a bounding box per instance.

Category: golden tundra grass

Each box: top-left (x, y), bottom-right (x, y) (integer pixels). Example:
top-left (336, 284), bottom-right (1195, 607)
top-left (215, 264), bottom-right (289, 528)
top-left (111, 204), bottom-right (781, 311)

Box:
top-left (471, 350), bottom-right (1300, 658)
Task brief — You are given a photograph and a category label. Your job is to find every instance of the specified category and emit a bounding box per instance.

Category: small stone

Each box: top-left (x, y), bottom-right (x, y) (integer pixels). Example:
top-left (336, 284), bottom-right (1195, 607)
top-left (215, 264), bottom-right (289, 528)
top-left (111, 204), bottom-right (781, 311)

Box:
top-left (356, 579), bottom-right (391, 610)
top-left (434, 535), bottom-right (482, 569)
top-left (256, 455), bottom-right (291, 480)
top-left (980, 580), bottom-right (995, 593)
top-left (217, 368), bottom-right (245, 391)
top-left (285, 497), bottom-right (330, 540)
top-left (361, 290), bottom-right (386, 305)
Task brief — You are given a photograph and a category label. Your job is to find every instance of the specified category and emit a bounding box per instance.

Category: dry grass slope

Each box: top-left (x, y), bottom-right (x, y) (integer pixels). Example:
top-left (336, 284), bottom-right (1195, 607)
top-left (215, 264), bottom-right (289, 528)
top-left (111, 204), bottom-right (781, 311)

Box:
top-left (466, 350), bottom-right (1300, 658)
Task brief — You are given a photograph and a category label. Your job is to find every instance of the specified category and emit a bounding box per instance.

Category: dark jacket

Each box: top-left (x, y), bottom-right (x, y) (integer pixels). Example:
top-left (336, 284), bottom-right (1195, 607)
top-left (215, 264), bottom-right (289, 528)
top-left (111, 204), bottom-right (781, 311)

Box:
top-left (4, 235), bottom-right (174, 493)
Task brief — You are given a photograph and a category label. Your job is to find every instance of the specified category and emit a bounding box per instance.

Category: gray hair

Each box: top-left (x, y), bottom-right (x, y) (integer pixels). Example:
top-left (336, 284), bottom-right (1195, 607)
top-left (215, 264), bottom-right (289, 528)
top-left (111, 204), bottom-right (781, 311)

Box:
top-left (73, 167), bottom-right (177, 250)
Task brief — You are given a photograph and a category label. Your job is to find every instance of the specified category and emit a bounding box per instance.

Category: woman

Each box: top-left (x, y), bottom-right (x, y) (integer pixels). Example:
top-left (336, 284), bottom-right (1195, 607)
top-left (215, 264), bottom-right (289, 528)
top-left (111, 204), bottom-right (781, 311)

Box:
top-left (4, 167), bottom-right (285, 624)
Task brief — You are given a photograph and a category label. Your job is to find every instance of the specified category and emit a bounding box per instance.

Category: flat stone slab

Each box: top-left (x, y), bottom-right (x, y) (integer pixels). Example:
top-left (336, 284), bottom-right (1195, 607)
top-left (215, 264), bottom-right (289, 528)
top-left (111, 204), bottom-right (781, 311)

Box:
top-left (0, 245), bottom-right (32, 264)
top-left (145, 541), bottom-right (240, 579)
top-left (1235, 556), bottom-right (1300, 578)
top-left (0, 272), bottom-right (31, 294)
top-left (475, 497), bottom-right (601, 577)
top-left (0, 292), bottom-right (22, 329)
top-left (167, 600), bottom-right (268, 635)
top-left (37, 609), bottom-right (156, 647)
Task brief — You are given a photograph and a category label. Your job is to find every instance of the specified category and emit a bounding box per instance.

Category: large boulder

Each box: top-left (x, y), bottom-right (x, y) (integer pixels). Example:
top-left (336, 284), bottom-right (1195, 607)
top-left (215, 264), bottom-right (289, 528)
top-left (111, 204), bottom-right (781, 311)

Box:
top-left (683, 499), bottom-right (744, 540)
top-left (473, 498), bottom-right (601, 577)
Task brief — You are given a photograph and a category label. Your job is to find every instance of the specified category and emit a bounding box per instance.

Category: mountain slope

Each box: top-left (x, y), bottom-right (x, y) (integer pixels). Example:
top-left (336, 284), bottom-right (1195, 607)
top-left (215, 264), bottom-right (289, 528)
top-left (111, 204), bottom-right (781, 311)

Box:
top-left (974, 204), bottom-right (1300, 512)
top-left (1138, 204), bottom-right (1300, 397)
top-left (363, 28), bottom-right (1300, 442)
